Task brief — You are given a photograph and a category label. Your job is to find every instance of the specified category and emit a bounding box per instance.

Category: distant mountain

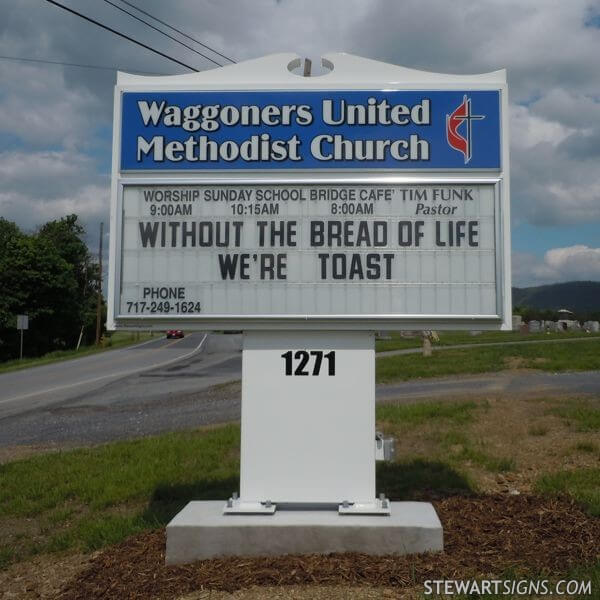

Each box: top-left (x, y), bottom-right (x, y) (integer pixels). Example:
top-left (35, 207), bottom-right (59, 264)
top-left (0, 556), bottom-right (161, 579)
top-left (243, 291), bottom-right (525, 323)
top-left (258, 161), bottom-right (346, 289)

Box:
top-left (512, 281), bottom-right (600, 314)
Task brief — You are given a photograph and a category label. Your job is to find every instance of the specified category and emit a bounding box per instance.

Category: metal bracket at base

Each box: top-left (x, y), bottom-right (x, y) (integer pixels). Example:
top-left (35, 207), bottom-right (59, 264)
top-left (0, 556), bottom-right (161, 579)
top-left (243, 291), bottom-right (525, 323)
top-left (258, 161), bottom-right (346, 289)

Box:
top-left (222, 493), bottom-right (390, 516)
top-left (338, 495), bottom-right (391, 515)
top-left (223, 494), bottom-right (276, 515)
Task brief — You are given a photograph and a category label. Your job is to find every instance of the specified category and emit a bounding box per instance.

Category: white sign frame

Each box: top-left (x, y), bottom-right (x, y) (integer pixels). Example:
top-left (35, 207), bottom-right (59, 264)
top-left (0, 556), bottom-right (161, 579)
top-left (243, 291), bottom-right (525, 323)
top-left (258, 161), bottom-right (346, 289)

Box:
top-left (112, 175), bottom-right (505, 330)
top-left (108, 53), bottom-right (511, 331)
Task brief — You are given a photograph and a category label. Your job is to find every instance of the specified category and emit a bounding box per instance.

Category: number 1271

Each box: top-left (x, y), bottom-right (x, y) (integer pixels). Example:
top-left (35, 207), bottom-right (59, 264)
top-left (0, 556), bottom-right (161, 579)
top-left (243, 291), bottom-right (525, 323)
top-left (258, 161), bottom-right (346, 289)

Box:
top-left (281, 350), bottom-right (336, 376)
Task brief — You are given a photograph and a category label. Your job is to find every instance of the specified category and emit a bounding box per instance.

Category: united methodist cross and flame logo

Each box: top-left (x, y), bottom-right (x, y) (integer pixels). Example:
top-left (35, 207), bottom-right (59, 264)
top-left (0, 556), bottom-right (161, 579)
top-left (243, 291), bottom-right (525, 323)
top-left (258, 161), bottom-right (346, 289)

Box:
top-left (446, 95), bottom-right (485, 164)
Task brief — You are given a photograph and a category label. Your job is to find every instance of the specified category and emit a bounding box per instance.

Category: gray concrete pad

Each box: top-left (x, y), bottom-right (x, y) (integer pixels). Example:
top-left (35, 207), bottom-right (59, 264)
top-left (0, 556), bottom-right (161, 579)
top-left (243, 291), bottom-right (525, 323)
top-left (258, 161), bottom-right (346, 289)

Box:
top-left (166, 501), bottom-right (443, 564)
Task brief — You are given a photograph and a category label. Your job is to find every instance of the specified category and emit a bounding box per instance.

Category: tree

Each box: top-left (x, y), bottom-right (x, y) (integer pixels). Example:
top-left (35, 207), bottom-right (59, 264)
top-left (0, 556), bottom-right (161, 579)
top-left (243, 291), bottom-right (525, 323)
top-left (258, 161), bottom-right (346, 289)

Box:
top-left (0, 219), bottom-right (26, 353)
top-left (37, 215), bottom-right (100, 347)
top-left (0, 215), bottom-right (100, 360)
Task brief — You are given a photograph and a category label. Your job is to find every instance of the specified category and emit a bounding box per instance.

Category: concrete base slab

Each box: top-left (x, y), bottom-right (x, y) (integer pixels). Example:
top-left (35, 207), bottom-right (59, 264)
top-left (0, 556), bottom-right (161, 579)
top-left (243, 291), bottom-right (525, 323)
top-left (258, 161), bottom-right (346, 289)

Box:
top-left (166, 501), bottom-right (443, 564)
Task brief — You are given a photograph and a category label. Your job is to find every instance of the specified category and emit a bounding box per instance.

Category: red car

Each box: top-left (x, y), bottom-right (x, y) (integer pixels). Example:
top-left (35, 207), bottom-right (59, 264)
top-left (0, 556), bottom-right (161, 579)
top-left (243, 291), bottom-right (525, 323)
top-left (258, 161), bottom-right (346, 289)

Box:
top-left (166, 329), bottom-right (184, 339)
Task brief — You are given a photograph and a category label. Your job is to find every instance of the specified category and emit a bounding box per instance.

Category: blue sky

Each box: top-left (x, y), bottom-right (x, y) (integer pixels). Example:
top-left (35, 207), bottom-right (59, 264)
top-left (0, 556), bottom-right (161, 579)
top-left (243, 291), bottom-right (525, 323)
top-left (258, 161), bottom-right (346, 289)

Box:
top-left (513, 223), bottom-right (600, 255)
top-left (0, 0), bottom-right (599, 287)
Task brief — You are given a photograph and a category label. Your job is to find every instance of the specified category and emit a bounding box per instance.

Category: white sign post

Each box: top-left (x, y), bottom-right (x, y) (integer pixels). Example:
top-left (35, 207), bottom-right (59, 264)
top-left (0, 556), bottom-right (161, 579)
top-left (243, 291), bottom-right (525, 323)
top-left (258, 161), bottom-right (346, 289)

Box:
top-left (108, 53), bottom-right (509, 559)
top-left (238, 330), bottom-right (377, 513)
top-left (17, 314), bottom-right (28, 360)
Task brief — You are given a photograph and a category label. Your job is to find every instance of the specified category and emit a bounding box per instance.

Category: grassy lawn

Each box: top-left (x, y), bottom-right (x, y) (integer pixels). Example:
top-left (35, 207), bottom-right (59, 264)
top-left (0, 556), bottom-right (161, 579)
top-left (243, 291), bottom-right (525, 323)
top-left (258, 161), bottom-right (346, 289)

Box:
top-left (375, 394), bottom-right (600, 511)
top-left (0, 331), bottom-right (155, 375)
top-left (375, 330), bottom-right (600, 353)
top-left (376, 339), bottom-right (600, 382)
top-left (376, 399), bottom-right (479, 426)
top-left (531, 397), bottom-right (600, 517)
top-left (376, 400), bottom-right (517, 478)
top-left (550, 397), bottom-right (600, 432)
top-left (376, 334), bottom-right (424, 352)
top-left (536, 469), bottom-right (600, 517)
top-left (1, 394), bottom-right (599, 574)
top-left (0, 425), bottom-right (239, 568)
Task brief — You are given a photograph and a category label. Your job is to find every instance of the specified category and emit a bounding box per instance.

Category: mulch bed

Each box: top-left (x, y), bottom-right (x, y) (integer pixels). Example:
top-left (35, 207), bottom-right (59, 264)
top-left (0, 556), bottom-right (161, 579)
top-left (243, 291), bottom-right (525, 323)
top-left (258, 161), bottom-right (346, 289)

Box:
top-left (59, 495), bottom-right (600, 600)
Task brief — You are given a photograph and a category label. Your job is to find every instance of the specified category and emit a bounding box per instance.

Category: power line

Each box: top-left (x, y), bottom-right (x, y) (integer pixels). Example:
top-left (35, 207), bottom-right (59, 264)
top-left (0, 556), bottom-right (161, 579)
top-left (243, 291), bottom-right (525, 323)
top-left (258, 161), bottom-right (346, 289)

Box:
top-left (43, 0), bottom-right (198, 72)
top-left (100, 0), bottom-right (223, 67)
top-left (118, 0), bottom-right (236, 64)
top-left (0, 53), bottom-right (170, 75)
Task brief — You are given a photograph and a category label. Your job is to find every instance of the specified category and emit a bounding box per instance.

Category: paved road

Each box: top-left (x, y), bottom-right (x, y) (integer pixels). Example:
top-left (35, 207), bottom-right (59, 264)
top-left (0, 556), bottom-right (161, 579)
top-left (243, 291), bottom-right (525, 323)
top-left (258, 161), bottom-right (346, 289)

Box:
top-left (0, 333), bottom-right (242, 447)
top-left (377, 370), bottom-right (600, 402)
top-left (1, 334), bottom-right (599, 448)
top-left (0, 333), bottom-right (212, 419)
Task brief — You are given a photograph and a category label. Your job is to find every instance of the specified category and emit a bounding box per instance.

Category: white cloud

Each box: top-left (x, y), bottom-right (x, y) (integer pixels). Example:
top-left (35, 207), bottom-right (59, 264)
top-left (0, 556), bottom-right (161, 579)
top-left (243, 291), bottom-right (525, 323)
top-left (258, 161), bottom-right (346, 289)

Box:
top-left (0, 150), bottom-right (109, 233)
top-left (0, 60), bottom-right (104, 149)
top-left (0, 184), bottom-right (109, 233)
top-left (529, 88), bottom-right (600, 131)
top-left (510, 104), bottom-right (575, 150)
top-left (513, 246), bottom-right (600, 286)
top-left (509, 98), bottom-right (600, 226)
top-left (0, 150), bottom-right (102, 198)
top-left (544, 245), bottom-right (600, 278)
top-left (345, 0), bottom-right (600, 99)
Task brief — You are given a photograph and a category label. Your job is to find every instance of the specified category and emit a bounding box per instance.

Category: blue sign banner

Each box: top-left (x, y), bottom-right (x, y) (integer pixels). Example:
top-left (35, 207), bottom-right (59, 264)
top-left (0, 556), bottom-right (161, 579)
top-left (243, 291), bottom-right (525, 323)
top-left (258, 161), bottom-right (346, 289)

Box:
top-left (120, 90), bottom-right (501, 171)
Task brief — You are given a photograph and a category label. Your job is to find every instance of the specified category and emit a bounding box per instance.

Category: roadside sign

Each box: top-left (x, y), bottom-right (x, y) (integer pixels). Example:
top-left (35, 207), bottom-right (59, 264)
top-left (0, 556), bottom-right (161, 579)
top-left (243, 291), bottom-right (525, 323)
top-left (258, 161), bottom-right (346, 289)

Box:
top-left (107, 54), bottom-right (511, 332)
top-left (110, 54), bottom-right (511, 533)
top-left (17, 314), bottom-right (28, 360)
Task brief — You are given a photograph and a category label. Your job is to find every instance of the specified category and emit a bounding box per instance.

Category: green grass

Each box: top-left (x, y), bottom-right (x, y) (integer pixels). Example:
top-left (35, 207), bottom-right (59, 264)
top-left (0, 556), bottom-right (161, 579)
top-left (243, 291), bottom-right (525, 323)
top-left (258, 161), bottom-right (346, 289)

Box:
top-left (0, 331), bottom-right (155, 374)
top-left (377, 400), bottom-right (479, 426)
top-left (573, 441), bottom-right (598, 453)
top-left (377, 458), bottom-right (475, 500)
top-left (0, 425), bottom-right (239, 517)
top-left (376, 401), bottom-right (515, 474)
top-left (0, 546), bottom-right (14, 570)
top-left (376, 339), bottom-right (600, 383)
top-left (441, 431), bottom-right (516, 473)
top-left (566, 561), bottom-right (600, 599)
top-left (535, 469), bottom-right (600, 516)
top-left (375, 334), bottom-right (424, 352)
top-left (47, 513), bottom-right (154, 553)
top-left (528, 424), bottom-right (549, 436)
top-left (0, 425), bottom-right (240, 564)
top-left (551, 400), bottom-right (600, 432)
top-left (436, 330), bottom-right (600, 346)
top-left (375, 330), bottom-right (600, 353)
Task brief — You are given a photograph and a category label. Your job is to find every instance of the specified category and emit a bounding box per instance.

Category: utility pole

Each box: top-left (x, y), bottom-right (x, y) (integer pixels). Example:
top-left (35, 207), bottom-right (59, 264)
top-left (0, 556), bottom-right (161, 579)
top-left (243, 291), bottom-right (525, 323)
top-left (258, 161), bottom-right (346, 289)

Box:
top-left (95, 222), bottom-right (104, 345)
